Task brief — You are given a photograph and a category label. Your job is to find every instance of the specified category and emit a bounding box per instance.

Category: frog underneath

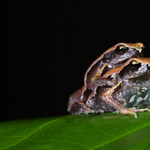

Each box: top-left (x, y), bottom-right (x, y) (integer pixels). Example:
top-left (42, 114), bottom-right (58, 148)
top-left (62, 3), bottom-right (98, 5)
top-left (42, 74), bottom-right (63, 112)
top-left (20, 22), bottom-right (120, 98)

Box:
top-left (88, 58), bottom-right (150, 117)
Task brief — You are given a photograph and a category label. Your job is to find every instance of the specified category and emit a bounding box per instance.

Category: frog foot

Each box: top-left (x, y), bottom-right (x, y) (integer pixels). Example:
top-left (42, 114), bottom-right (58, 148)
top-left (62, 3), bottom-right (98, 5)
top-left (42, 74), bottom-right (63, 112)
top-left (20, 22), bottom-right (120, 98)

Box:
top-left (78, 102), bottom-right (95, 114)
top-left (120, 108), bottom-right (150, 118)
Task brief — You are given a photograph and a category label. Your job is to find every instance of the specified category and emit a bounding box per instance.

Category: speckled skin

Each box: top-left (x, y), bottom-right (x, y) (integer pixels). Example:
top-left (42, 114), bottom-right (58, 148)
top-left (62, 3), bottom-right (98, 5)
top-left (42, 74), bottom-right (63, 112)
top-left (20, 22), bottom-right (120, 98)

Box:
top-left (115, 74), bottom-right (150, 108)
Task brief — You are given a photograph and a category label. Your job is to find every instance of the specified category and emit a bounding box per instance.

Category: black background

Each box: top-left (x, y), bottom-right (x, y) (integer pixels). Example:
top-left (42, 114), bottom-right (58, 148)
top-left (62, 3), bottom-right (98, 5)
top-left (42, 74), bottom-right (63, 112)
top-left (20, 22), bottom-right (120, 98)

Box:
top-left (6, 1), bottom-right (150, 122)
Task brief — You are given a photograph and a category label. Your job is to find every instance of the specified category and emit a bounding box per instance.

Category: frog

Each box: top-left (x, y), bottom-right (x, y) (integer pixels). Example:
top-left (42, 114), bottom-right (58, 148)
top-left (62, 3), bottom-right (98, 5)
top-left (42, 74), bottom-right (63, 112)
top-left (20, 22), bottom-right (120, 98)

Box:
top-left (87, 58), bottom-right (150, 117)
top-left (67, 43), bottom-right (144, 114)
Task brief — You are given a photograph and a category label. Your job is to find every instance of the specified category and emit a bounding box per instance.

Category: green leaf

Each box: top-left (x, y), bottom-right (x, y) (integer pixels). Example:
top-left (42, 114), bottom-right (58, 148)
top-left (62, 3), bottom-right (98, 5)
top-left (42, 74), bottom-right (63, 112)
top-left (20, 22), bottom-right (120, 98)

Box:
top-left (0, 111), bottom-right (150, 150)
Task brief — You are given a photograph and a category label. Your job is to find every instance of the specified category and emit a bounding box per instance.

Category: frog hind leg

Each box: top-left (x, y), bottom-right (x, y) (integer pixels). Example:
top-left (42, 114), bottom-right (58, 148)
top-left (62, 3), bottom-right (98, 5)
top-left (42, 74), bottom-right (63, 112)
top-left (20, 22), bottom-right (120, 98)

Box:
top-left (100, 81), bottom-right (150, 118)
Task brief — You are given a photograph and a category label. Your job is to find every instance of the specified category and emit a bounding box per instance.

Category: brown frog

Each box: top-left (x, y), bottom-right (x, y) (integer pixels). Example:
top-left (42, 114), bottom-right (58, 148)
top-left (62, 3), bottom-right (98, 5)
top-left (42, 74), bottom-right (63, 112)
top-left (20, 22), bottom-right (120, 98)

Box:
top-left (68, 43), bottom-right (144, 114)
top-left (88, 58), bottom-right (150, 117)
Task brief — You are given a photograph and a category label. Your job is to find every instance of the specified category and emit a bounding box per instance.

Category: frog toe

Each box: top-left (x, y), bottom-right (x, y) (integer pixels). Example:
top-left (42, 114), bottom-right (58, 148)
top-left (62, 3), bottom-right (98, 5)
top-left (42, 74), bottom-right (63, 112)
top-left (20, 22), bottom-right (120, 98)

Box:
top-left (132, 108), bottom-right (150, 113)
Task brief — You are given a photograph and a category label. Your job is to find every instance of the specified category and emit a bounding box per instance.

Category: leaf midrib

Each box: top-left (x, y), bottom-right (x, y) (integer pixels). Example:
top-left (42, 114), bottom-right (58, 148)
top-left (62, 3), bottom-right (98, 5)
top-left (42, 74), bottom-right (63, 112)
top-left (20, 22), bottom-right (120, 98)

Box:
top-left (92, 123), bottom-right (150, 150)
top-left (2, 118), bottom-right (60, 150)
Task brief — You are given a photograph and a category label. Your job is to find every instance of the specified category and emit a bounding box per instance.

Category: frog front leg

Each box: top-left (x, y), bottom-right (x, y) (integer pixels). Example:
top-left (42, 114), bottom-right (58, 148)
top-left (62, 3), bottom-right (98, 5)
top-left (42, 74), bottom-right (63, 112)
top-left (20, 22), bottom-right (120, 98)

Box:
top-left (91, 63), bottom-right (107, 81)
top-left (91, 63), bottom-right (118, 87)
top-left (92, 77), bottom-right (117, 87)
top-left (92, 72), bottom-right (118, 87)
top-left (100, 81), bottom-right (150, 118)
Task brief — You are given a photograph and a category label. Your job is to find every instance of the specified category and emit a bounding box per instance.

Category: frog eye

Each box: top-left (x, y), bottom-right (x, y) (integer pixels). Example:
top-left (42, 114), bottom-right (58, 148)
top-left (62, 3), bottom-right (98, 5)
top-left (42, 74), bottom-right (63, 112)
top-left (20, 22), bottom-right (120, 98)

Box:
top-left (130, 60), bottom-right (141, 70)
top-left (115, 45), bottom-right (128, 55)
top-left (131, 60), bottom-right (139, 65)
